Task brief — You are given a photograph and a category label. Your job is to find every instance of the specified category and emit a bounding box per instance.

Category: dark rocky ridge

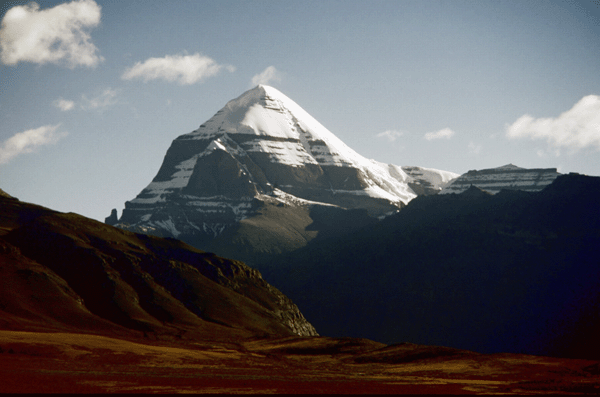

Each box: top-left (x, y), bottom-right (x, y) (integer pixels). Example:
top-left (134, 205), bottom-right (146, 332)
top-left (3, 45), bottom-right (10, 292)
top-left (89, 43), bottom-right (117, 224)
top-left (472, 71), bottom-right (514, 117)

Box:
top-left (0, 194), bottom-right (317, 340)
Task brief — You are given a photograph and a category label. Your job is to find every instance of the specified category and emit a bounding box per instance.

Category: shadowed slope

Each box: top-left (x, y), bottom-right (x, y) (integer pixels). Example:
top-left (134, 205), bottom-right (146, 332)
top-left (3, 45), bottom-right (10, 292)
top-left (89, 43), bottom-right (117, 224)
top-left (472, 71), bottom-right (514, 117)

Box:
top-left (0, 193), bottom-right (317, 340)
top-left (258, 174), bottom-right (600, 358)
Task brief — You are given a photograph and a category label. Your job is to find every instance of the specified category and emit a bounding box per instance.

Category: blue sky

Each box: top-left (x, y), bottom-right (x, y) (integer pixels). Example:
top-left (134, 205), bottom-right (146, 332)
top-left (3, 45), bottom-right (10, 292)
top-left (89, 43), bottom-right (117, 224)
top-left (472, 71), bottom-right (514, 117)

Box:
top-left (1, 0), bottom-right (599, 221)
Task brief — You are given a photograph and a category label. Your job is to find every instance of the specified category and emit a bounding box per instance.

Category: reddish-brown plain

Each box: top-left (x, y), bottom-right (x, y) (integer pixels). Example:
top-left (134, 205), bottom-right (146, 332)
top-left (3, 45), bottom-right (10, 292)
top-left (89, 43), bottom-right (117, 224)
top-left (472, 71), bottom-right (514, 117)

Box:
top-left (1, 330), bottom-right (599, 394)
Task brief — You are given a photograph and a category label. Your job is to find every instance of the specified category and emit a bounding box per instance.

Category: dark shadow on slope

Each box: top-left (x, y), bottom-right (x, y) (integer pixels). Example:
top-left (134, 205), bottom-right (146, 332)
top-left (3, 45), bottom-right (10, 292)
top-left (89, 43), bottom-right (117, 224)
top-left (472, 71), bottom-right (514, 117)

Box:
top-left (256, 174), bottom-right (600, 359)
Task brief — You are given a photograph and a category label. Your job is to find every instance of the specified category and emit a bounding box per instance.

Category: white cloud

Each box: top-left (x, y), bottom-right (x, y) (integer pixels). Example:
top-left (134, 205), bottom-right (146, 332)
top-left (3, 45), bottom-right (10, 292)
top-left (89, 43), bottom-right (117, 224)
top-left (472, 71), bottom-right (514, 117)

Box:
top-left (535, 148), bottom-right (561, 157)
top-left (0, 124), bottom-right (67, 164)
top-left (122, 53), bottom-right (235, 85)
top-left (53, 98), bottom-right (75, 111)
top-left (376, 130), bottom-right (404, 142)
top-left (506, 95), bottom-right (600, 152)
top-left (468, 141), bottom-right (482, 155)
top-left (81, 88), bottom-right (118, 110)
top-left (251, 66), bottom-right (281, 86)
top-left (51, 88), bottom-right (118, 112)
top-left (536, 149), bottom-right (546, 157)
top-left (0, 0), bottom-right (103, 68)
top-left (424, 127), bottom-right (455, 141)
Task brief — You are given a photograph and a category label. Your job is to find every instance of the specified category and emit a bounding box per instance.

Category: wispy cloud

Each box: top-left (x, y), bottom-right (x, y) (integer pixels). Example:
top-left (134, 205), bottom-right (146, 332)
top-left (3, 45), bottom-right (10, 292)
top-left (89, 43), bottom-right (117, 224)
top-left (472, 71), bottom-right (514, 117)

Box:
top-left (52, 89), bottom-right (118, 112)
top-left (251, 66), bottom-right (281, 86)
top-left (53, 98), bottom-right (75, 111)
top-left (122, 53), bottom-right (235, 85)
top-left (377, 130), bottom-right (404, 142)
top-left (536, 148), bottom-right (561, 157)
top-left (0, 0), bottom-right (103, 68)
top-left (0, 124), bottom-right (67, 164)
top-left (506, 95), bottom-right (600, 153)
top-left (81, 88), bottom-right (118, 110)
top-left (536, 149), bottom-right (546, 157)
top-left (424, 127), bottom-right (455, 141)
top-left (468, 141), bottom-right (482, 155)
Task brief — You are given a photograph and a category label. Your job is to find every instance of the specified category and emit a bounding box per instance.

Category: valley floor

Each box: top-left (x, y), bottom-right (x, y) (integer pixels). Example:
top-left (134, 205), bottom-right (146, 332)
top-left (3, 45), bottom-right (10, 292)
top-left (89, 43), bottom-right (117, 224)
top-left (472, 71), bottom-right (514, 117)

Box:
top-left (0, 330), bottom-right (599, 394)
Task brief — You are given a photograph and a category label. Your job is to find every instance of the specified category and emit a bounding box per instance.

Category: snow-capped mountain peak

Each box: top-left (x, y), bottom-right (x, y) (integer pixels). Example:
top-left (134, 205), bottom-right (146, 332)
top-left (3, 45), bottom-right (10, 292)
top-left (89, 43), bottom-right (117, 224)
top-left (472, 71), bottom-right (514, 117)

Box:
top-left (185, 85), bottom-right (375, 170)
top-left (113, 85), bottom-right (458, 254)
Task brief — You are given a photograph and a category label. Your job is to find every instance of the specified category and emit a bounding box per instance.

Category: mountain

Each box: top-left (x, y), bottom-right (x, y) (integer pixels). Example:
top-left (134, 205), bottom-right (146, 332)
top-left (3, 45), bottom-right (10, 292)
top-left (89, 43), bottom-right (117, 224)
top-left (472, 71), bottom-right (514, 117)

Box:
top-left (439, 163), bottom-right (560, 194)
top-left (111, 85), bottom-right (457, 260)
top-left (0, 191), bottom-right (317, 341)
top-left (256, 173), bottom-right (600, 359)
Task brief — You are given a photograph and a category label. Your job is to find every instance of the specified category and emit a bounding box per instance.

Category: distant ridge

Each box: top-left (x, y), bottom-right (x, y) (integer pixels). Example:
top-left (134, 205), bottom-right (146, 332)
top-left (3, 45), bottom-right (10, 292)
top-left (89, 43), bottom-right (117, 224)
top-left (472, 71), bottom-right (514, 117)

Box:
top-left (439, 164), bottom-right (560, 195)
top-left (461, 184), bottom-right (493, 197)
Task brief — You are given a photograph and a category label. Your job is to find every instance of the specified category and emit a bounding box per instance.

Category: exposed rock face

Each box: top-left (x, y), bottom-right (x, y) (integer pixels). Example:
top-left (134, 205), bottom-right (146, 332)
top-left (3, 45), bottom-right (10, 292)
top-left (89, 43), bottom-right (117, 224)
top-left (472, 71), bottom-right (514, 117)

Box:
top-left (104, 208), bottom-right (118, 225)
top-left (401, 166), bottom-right (459, 195)
top-left (439, 164), bottom-right (560, 195)
top-left (113, 85), bottom-right (457, 257)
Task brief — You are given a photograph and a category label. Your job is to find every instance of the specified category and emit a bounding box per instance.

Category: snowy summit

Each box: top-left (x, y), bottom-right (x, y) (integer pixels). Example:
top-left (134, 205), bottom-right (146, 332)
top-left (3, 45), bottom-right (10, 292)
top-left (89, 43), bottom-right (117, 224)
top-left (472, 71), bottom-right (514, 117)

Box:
top-left (111, 85), bottom-right (458, 253)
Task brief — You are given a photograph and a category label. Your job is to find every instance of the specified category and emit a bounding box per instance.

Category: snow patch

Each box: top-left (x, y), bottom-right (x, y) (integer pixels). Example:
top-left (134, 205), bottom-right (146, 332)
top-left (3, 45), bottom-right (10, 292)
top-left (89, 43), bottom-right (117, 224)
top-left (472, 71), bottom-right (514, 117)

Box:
top-left (205, 139), bottom-right (227, 153)
top-left (202, 222), bottom-right (227, 237)
top-left (242, 138), bottom-right (316, 166)
top-left (269, 188), bottom-right (340, 208)
top-left (130, 155), bottom-right (200, 204)
top-left (152, 218), bottom-right (181, 237)
top-left (401, 165), bottom-right (460, 190)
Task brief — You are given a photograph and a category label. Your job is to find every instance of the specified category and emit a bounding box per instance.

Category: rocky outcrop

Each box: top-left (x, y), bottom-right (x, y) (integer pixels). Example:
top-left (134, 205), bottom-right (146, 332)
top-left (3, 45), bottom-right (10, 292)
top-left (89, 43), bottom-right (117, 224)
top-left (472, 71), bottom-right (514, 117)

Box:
top-left (439, 164), bottom-right (560, 195)
top-left (104, 208), bottom-right (118, 225)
